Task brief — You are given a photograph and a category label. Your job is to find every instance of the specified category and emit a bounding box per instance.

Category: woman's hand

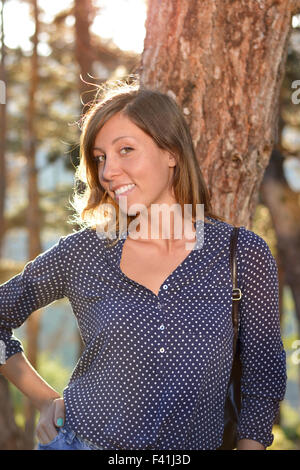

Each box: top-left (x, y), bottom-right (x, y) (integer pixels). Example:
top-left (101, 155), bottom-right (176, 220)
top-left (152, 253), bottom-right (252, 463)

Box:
top-left (36, 397), bottom-right (65, 445)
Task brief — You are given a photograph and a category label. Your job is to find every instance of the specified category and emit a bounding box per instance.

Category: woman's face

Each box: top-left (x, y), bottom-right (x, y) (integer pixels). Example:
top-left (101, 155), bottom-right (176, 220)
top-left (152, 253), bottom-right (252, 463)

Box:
top-left (93, 111), bottom-right (177, 217)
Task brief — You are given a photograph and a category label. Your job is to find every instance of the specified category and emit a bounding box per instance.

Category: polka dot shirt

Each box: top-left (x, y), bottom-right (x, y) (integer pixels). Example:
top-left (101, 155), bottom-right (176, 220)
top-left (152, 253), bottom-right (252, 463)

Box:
top-left (0, 216), bottom-right (287, 450)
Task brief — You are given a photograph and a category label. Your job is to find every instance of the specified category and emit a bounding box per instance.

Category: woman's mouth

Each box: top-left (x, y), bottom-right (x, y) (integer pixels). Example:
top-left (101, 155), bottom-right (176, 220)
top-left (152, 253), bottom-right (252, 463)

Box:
top-left (114, 184), bottom-right (136, 200)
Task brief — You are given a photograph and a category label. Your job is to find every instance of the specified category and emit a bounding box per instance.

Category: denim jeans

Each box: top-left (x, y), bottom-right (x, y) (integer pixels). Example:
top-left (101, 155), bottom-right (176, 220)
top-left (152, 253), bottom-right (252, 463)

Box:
top-left (36, 423), bottom-right (105, 450)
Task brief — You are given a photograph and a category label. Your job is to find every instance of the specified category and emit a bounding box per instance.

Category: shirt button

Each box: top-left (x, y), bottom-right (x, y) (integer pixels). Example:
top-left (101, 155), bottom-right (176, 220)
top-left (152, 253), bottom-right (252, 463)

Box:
top-left (157, 303), bottom-right (162, 309)
top-left (162, 284), bottom-right (168, 290)
top-left (160, 324), bottom-right (164, 330)
top-left (160, 347), bottom-right (165, 353)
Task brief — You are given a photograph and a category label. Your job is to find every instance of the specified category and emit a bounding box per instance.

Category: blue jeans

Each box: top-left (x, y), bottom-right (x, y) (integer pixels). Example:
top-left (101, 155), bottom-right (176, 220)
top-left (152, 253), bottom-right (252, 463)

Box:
top-left (36, 423), bottom-right (105, 450)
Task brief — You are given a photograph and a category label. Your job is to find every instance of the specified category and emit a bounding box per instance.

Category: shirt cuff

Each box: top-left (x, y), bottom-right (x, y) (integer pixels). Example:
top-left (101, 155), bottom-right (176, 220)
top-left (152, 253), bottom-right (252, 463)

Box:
top-left (0, 332), bottom-right (24, 365)
top-left (237, 395), bottom-right (280, 448)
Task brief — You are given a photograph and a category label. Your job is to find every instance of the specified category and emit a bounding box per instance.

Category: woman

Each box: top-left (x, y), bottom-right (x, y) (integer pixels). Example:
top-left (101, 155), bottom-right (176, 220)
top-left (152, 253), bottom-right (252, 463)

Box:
top-left (0, 80), bottom-right (286, 450)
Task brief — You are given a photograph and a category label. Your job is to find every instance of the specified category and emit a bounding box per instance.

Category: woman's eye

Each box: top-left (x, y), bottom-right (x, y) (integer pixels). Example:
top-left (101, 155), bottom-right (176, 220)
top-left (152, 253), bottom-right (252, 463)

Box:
top-left (120, 147), bottom-right (133, 155)
top-left (93, 147), bottom-right (133, 164)
top-left (94, 155), bottom-right (105, 164)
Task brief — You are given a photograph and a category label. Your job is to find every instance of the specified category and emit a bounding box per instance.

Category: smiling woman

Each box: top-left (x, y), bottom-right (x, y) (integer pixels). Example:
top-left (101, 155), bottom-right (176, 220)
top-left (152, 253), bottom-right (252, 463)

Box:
top-left (70, 77), bottom-right (224, 244)
top-left (0, 76), bottom-right (286, 451)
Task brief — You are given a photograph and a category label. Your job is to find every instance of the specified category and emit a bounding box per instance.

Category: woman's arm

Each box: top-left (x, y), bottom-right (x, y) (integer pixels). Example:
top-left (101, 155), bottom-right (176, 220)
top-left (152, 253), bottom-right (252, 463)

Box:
top-left (237, 439), bottom-right (265, 450)
top-left (0, 236), bottom-right (67, 367)
top-left (235, 227), bottom-right (287, 449)
top-left (0, 351), bottom-right (61, 411)
top-left (1, 351), bottom-right (66, 445)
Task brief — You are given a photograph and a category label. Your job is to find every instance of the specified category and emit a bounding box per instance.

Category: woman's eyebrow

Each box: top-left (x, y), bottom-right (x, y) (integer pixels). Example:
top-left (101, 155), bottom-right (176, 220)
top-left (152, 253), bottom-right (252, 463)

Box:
top-left (93, 135), bottom-right (135, 151)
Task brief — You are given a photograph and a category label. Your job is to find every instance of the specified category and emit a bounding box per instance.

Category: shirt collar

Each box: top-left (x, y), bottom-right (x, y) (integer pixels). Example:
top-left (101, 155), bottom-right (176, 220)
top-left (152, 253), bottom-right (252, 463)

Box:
top-left (101, 217), bottom-right (218, 291)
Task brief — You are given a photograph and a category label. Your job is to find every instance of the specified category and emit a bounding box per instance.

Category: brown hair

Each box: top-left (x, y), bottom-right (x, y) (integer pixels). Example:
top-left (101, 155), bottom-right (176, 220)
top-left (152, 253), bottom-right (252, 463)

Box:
top-left (69, 77), bottom-right (227, 246)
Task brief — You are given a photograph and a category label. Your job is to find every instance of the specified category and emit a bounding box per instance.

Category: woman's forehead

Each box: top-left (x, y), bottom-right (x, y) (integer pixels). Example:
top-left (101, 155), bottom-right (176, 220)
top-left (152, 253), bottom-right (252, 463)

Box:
top-left (94, 114), bottom-right (150, 147)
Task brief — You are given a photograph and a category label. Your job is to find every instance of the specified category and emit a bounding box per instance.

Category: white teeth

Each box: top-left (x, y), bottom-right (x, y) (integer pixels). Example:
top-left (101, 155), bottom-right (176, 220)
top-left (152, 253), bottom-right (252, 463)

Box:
top-left (115, 184), bottom-right (135, 195)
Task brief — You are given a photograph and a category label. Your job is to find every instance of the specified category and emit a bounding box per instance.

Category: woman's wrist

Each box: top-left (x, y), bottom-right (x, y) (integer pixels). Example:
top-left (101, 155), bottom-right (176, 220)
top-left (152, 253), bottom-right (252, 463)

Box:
top-left (35, 393), bottom-right (62, 412)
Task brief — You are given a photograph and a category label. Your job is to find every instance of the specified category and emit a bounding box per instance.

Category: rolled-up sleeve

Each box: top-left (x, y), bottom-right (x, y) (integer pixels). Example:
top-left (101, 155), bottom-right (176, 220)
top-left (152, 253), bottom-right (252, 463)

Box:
top-left (0, 236), bottom-right (67, 365)
top-left (236, 228), bottom-right (287, 448)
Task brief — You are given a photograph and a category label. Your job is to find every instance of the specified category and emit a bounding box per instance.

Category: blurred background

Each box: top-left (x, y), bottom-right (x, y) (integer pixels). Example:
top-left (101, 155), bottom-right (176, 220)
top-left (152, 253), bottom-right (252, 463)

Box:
top-left (0, 0), bottom-right (300, 450)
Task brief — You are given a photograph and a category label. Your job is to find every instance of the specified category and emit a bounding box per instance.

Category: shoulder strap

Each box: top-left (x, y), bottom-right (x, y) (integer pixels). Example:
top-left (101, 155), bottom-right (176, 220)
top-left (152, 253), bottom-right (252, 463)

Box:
top-left (230, 227), bottom-right (242, 356)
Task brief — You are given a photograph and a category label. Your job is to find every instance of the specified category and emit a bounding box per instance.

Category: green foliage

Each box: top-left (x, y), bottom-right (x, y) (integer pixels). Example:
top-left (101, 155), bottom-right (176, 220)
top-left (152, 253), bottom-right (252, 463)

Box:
top-left (270, 403), bottom-right (300, 449)
top-left (269, 425), bottom-right (299, 450)
top-left (36, 350), bottom-right (71, 397)
top-left (8, 382), bottom-right (26, 430)
top-left (9, 345), bottom-right (72, 431)
top-left (4, 185), bottom-right (75, 234)
top-left (252, 204), bottom-right (278, 257)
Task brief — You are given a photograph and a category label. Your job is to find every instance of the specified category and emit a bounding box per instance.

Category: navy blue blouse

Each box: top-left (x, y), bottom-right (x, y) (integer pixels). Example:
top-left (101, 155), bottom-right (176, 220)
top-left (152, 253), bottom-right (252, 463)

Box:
top-left (0, 216), bottom-right (287, 450)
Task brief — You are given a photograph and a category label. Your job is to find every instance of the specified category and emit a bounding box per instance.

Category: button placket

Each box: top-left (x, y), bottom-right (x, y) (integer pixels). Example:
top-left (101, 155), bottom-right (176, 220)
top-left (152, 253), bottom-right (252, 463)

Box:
top-left (157, 297), bottom-right (166, 357)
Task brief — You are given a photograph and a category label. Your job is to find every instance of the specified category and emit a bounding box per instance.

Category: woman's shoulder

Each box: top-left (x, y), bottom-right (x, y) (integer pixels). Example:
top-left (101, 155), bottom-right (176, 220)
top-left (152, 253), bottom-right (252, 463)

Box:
top-left (205, 215), bottom-right (274, 257)
top-left (57, 226), bottom-right (107, 252)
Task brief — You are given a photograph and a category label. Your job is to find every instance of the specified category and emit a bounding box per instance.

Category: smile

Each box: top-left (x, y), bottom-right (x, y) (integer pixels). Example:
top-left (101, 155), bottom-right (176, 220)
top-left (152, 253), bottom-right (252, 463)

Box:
top-left (114, 184), bottom-right (136, 198)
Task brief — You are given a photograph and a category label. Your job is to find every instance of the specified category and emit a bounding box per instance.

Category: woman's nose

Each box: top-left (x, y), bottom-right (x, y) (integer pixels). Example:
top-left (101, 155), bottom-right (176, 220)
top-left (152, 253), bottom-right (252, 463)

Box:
top-left (101, 156), bottom-right (121, 181)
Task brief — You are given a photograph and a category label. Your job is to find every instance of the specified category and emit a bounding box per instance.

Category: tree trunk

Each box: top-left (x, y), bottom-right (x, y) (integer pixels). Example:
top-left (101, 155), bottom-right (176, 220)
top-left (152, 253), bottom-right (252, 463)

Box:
top-left (74, 0), bottom-right (96, 109)
top-left (0, 0), bottom-right (25, 450)
top-left (0, 0), bottom-right (6, 257)
top-left (139, 0), bottom-right (296, 228)
top-left (74, 0), bottom-right (96, 359)
top-left (0, 376), bottom-right (27, 449)
top-left (23, 0), bottom-right (42, 450)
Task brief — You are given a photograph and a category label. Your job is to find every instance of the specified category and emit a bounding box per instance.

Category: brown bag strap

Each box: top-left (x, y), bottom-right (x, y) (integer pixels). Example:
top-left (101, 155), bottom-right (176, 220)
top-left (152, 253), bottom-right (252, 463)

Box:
top-left (230, 227), bottom-right (242, 356)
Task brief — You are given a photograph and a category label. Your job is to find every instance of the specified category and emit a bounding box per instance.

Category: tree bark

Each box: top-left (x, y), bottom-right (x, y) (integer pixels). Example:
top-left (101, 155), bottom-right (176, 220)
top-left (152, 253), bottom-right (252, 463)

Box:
top-left (0, 376), bottom-right (27, 449)
top-left (0, 0), bottom-right (6, 257)
top-left (23, 0), bottom-right (42, 449)
top-left (74, 0), bottom-right (96, 109)
top-left (139, 0), bottom-right (296, 228)
top-left (291, 0), bottom-right (300, 15)
top-left (0, 0), bottom-right (26, 450)
top-left (73, 0), bottom-right (97, 359)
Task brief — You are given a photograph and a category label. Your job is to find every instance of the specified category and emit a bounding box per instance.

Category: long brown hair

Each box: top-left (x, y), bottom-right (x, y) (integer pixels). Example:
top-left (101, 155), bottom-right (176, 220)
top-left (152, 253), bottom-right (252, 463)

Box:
top-left (69, 77), bottom-right (227, 246)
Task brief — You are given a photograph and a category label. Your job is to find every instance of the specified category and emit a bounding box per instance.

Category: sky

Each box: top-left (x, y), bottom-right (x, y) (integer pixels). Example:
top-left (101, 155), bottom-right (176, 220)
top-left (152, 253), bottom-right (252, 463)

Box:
top-left (3, 2), bottom-right (299, 54)
top-left (2, 0), bottom-right (147, 54)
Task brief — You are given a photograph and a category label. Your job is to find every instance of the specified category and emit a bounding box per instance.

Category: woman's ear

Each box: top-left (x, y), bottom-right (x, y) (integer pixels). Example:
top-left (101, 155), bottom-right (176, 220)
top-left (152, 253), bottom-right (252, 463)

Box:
top-left (168, 152), bottom-right (177, 167)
